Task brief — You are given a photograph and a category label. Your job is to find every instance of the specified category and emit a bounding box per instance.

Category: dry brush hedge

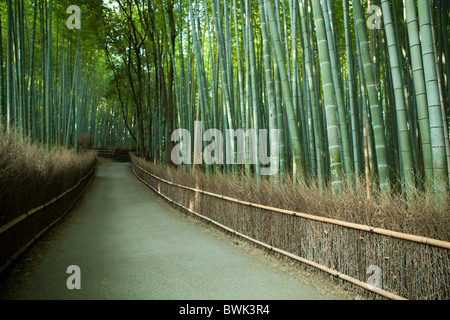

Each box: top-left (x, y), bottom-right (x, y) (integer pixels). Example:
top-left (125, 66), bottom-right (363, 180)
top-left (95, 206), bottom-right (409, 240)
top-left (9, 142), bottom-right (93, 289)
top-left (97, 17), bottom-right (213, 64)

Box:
top-left (0, 128), bottom-right (97, 271)
top-left (131, 154), bottom-right (449, 300)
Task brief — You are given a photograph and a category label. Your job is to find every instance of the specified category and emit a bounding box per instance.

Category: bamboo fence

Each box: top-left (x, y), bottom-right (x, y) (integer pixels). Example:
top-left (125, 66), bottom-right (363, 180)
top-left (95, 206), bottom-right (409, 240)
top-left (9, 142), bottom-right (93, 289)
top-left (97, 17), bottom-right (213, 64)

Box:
top-left (131, 157), bottom-right (450, 300)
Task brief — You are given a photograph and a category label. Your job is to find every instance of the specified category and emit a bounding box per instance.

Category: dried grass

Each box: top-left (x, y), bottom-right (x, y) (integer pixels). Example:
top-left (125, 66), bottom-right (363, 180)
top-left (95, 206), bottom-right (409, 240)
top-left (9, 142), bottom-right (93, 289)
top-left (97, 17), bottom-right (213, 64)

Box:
top-left (131, 155), bottom-right (449, 242)
top-left (0, 126), bottom-right (96, 224)
top-left (0, 124), bottom-right (97, 269)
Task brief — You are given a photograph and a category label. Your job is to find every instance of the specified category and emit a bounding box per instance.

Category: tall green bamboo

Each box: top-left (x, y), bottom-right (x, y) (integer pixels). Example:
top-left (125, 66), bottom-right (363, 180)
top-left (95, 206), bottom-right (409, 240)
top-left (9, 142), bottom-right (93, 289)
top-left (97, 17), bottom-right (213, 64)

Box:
top-left (0, 6), bottom-right (5, 120)
top-left (7, 0), bottom-right (440, 202)
top-left (429, 0), bottom-right (450, 187)
top-left (245, 0), bottom-right (260, 178)
top-left (417, 0), bottom-right (449, 193)
top-left (45, 0), bottom-right (53, 149)
top-left (321, 0), bottom-right (352, 185)
top-left (187, 0), bottom-right (210, 171)
top-left (381, 0), bottom-right (415, 192)
top-left (0, 0), bottom-right (102, 152)
top-left (233, 0), bottom-right (246, 172)
top-left (343, 0), bottom-right (361, 186)
top-left (6, 0), bottom-right (13, 132)
top-left (13, 0), bottom-right (25, 138)
top-left (273, 41), bottom-right (287, 181)
top-left (27, 2), bottom-right (38, 138)
top-left (311, 0), bottom-right (342, 193)
top-left (210, 0), bottom-right (237, 172)
top-left (300, 0), bottom-right (324, 186)
top-left (353, 0), bottom-right (390, 194)
top-left (258, 0), bottom-right (279, 179)
top-left (264, 0), bottom-right (303, 181)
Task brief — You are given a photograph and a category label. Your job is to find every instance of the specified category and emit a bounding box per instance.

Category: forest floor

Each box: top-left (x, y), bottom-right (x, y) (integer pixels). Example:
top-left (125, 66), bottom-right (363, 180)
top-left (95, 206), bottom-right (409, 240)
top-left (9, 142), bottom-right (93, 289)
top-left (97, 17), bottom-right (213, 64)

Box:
top-left (0, 162), bottom-right (359, 300)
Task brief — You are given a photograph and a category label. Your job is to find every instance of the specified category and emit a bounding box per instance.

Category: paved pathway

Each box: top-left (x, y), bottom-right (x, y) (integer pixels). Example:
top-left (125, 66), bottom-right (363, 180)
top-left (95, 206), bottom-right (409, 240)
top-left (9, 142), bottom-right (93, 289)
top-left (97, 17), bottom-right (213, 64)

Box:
top-left (0, 162), bottom-right (353, 300)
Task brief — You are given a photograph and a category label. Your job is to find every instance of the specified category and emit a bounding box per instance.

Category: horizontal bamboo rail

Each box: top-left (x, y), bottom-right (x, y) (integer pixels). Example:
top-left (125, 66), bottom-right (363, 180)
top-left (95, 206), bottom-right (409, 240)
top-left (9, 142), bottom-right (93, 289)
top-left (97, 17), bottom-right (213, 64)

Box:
top-left (0, 165), bottom-right (97, 235)
top-left (131, 161), bottom-right (410, 300)
top-left (131, 161), bottom-right (450, 250)
top-left (0, 165), bottom-right (96, 274)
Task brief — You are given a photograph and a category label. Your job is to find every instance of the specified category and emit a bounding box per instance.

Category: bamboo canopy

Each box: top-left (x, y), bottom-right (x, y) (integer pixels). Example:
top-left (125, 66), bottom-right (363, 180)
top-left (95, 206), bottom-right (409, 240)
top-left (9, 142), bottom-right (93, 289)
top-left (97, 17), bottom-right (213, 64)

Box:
top-left (1, 0), bottom-right (449, 197)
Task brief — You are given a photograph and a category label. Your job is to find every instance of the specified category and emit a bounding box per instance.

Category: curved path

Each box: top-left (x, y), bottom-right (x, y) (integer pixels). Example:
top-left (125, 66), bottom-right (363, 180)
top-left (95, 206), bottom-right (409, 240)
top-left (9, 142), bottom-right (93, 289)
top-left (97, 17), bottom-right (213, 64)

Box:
top-left (0, 162), bottom-right (354, 300)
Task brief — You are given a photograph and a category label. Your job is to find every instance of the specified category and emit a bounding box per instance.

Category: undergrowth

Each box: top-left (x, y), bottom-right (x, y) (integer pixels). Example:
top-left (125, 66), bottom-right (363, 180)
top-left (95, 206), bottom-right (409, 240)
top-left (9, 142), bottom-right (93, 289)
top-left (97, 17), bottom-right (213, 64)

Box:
top-left (0, 124), bottom-right (97, 225)
top-left (132, 154), bottom-right (449, 243)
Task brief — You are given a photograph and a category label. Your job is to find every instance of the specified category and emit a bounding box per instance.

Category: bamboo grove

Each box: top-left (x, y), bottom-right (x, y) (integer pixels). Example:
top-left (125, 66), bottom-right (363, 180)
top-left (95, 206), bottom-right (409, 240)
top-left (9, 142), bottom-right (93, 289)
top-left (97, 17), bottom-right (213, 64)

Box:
top-left (0, 0), bottom-right (112, 151)
top-left (1, 0), bottom-right (449, 198)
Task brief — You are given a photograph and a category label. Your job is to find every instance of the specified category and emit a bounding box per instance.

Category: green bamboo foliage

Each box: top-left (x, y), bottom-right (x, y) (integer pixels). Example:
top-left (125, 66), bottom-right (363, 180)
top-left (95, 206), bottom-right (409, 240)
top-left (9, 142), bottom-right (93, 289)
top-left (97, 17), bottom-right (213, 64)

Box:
top-left (3, 0), bottom-right (102, 152)
top-left (5, 0), bottom-right (446, 202)
top-left (126, 0), bottom-right (446, 195)
top-left (3, 0), bottom-right (447, 194)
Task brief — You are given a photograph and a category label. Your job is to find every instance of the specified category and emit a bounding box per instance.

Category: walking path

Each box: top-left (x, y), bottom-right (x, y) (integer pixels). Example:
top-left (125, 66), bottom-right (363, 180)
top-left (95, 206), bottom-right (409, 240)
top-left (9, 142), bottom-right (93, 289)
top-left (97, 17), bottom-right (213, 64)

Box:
top-left (0, 162), bottom-right (354, 300)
